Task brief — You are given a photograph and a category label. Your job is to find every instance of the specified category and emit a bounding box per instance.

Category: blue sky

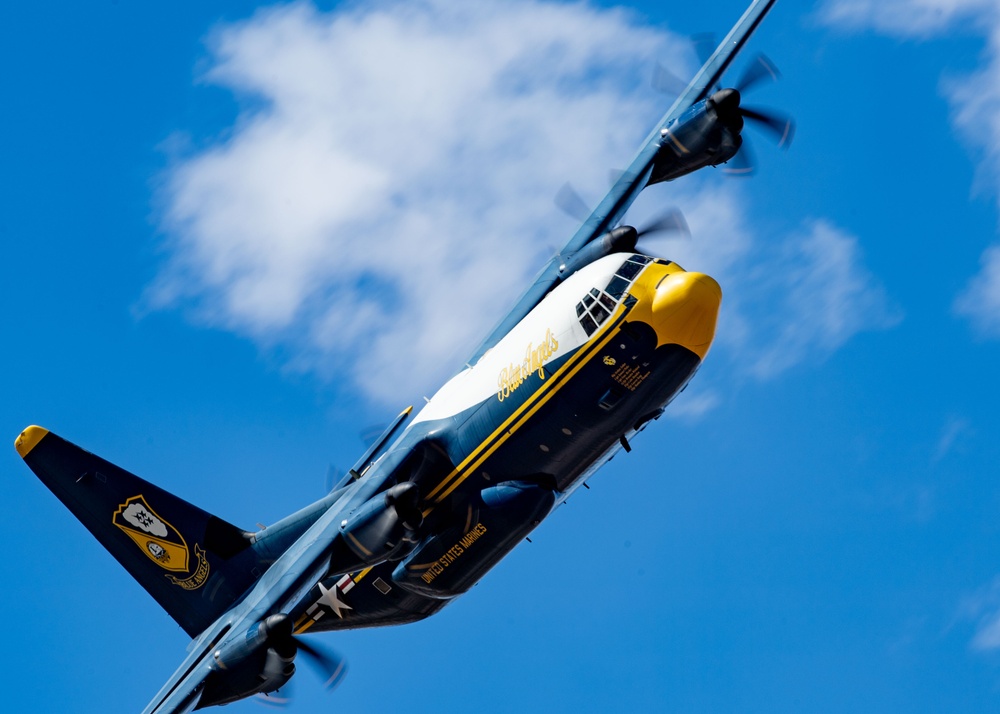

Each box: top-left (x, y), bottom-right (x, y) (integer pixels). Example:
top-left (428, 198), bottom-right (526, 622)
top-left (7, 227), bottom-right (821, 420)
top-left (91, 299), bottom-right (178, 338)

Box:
top-left (4, 0), bottom-right (1000, 711)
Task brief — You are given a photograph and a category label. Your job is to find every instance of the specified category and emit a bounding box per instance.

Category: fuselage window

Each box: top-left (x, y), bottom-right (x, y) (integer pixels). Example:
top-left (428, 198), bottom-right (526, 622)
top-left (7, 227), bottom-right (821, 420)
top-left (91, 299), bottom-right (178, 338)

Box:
top-left (616, 261), bottom-right (643, 281)
top-left (605, 276), bottom-right (629, 299)
top-left (576, 255), bottom-right (659, 337)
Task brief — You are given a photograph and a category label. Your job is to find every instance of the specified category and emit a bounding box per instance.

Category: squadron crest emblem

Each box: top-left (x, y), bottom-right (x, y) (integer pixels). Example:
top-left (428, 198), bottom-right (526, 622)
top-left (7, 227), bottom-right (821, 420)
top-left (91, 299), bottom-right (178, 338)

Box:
top-left (113, 495), bottom-right (190, 572)
top-left (112, 495), bottom-right (210, 590)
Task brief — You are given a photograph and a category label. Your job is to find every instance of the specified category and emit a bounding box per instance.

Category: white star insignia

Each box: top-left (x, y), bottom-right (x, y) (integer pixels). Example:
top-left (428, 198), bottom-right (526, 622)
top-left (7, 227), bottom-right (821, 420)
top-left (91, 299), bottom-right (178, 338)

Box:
top-left (318, 581), bottom-right (353, 619)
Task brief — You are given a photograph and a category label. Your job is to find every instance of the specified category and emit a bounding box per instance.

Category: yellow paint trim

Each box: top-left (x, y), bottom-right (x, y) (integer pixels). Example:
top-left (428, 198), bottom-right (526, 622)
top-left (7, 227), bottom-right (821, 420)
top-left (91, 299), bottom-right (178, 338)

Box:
top-left (439, 323), bottom-right (622, 502)
top-left (345, 532), bottom-right (373, 557)
top-left (14, 425), bottom-right (49, 458)
top-left (427, 299), bottom-right (629, 504)
top-left (666, 130), bottom-right (690, 154)
top-left (295, 619), bottom-right (318, 635)
top-left (628, 265), bottom-right (721, 359)
top-left (353, 566), bottom-right (374, 583)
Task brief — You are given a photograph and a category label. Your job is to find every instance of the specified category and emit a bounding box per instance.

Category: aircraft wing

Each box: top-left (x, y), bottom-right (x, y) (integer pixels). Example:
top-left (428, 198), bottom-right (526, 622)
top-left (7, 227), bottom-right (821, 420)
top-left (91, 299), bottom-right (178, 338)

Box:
top-left (141, 471), bottom-right (388, 714)
top-left (467, 0), bottom-right (777, 364)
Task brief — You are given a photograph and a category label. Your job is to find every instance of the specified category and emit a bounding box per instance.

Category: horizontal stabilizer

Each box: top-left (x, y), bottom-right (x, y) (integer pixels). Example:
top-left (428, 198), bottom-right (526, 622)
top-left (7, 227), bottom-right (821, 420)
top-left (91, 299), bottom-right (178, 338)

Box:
top-left (16, 426), bottom-right (263, 636)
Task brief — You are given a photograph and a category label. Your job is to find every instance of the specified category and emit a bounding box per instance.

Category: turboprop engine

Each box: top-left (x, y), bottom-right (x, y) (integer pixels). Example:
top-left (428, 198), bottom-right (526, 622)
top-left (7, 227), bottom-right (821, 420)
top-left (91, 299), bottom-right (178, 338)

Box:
top-left (337, 481), bottom-right (424, 566)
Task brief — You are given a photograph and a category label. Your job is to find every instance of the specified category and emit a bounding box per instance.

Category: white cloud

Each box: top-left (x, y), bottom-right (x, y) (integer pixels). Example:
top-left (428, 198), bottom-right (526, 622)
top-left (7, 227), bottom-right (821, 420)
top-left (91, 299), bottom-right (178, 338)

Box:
top-left (820, 0), bottom-right (1000, 337)
top-left (932, 414), bottom-right (972, 461)
top-left (663, 387), bottom-right (721, 421)
top-left (740, 220), bottom-right (901, 378)
top-left (152, 0), bottom-right (684, 402)
top-left (955, 245), bottom-right (1000, 334)
top-left (818, 0), bottom-right (995, 36)
top-left (959, 576), bottom-right (1000, 651)
top-left (152, 0), bottom-right (896, 405)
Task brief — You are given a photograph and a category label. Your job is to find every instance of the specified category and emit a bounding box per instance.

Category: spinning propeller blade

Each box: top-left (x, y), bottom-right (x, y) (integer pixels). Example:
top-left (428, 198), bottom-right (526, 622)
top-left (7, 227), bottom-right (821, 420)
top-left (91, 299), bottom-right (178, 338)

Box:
top-left (719, 54), bottom-right (795, 174)
top-left (651, 61), bottom-right (688, 97)
top-left (740, 106), bottom-right (794, 148)
top-left (636, 210), bottom-right (690, 239)
top-left (735, 54), bottom-right (780, 94)
top-left (721, 141), bottom-right (755, 176)
top-left (692, 33), bottom-right (717, 67)
top-left (296, 637), bottom-right (349, 690)
top-left (555, 183), bottom-right (592, 223)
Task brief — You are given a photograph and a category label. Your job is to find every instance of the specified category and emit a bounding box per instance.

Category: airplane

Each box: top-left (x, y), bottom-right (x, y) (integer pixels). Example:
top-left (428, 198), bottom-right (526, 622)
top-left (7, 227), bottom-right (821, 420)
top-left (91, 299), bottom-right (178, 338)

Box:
top-left (14, 0), bottom-right (792, 711)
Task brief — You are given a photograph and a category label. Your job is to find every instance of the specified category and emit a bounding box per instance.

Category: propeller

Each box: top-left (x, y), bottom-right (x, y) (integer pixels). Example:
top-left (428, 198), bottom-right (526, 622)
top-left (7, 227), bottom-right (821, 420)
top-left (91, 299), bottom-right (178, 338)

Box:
top-left (711, 53), bottom-right (795, 175)
top-left (296, 637), bottom-right (348, 690)
top-left (263, 614), bottom-right (348, 691)
top-left (554, 182), bottom-right (689, 261)
top-left (652, 45), bottom-right (794, 171)
top-left (554, 183), bottom-right (592, 223)
top-left (636, 210), bottom-right (689, 240)
top-left (735, 53), bottom-right (780, 94)
top-left (691, 33), bottom-right (717, 67)
top-left (651, 61), bottom-right (688, 98)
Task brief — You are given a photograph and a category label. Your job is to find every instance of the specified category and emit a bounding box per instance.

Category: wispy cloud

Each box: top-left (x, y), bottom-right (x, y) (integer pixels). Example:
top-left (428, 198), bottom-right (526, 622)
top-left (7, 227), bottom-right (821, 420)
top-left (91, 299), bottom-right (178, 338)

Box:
top-left (959, 576), bottom-right (1000, 651)
top-left (741, 220), bottom-right (901, 377)
top-left (820, 0), bottom-right (1000, 337)
top-left (817, 0), bottom-right (995, 36)
top-left (955, 237), bottom-right (1000, 336)
top-left (933, 414), bottom-right (972, 461)
top-left (152, 0), bottom-right (897, 405)
top-left (638, 189), bottom-right (900, 380)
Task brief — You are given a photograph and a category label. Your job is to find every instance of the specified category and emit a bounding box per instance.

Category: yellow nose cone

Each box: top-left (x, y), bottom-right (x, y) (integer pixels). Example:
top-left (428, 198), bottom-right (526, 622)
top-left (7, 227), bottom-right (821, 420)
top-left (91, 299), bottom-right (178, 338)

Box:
top-left (649, 271), bottom-right (722, 358)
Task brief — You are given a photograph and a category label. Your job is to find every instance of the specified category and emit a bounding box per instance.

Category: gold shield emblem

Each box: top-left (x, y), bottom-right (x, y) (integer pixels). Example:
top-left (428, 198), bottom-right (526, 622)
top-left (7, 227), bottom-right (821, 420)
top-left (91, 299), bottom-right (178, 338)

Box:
top-left (113, 495), bottom-right (190, 573)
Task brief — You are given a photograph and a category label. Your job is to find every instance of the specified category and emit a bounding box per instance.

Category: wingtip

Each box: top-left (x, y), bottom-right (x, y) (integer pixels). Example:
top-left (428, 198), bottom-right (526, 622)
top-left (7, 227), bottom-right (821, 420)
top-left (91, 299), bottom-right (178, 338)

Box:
top-left (15, 425), bottom-right (49, 458)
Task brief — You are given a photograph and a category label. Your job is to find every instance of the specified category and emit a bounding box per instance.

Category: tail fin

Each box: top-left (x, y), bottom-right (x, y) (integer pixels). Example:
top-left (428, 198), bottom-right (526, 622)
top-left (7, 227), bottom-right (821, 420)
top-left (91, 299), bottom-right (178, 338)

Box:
top-left (16, 426), bottom-right (263, 637)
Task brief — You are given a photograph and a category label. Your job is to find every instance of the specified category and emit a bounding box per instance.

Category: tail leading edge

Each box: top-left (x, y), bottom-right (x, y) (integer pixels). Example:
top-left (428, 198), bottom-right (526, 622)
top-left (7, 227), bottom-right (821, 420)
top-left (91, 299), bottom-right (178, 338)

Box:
top-left (16, 426), bottom-right (264, 637)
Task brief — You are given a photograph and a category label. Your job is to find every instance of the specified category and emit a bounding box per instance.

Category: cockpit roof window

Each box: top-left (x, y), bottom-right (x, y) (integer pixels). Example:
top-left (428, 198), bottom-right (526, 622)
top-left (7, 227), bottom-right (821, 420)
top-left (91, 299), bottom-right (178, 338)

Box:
top-left (576, 255), bottom-right (657, 337)
top-left (616, 261), bottom-right (643, 281)
top-left (605, 276), bottom-right (630, 300)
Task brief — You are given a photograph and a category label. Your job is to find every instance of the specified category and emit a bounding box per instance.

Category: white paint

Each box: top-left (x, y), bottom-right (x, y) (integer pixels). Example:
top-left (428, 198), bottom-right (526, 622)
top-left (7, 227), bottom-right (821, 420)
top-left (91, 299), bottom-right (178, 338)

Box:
top-left (413, 253), bottom-right (638, 423)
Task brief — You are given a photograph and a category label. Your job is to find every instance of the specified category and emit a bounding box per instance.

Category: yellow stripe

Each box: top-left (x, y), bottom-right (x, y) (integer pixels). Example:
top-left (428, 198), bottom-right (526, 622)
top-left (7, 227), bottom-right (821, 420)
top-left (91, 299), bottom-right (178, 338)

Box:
top-left (353, 566), bottom-right (374, 583)
top-left (666, 130), bottom-right (690, 154)
top-left (345, 532), bottom-right (373, 557)
top-left (427, 301), bottom-right (629, 505)
top-left (437, 320), bottom-right (623, 502)
top-left (294, 618), bottom-right (318, 635)
top-left (425, 303), bottom-right (627, 502)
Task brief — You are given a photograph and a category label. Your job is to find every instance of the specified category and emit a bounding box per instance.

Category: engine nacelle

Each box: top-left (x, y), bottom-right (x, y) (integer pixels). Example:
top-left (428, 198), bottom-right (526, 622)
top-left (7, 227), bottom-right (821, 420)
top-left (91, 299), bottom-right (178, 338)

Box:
top-left (337, 481), bottom-right (422, 566)
top-left (391, 480), bottom-right (555, 599)
top-left (647, 91), bottom-right (743, 185)
top-left (559, 226), bottom-right (638, 278)
top-left (197, 615), bottom-right (296, 708)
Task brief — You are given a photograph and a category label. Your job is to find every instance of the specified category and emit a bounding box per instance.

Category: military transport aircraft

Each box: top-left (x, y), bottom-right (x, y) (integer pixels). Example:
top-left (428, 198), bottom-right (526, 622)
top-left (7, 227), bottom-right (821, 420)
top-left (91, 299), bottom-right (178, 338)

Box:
top-left (15, 0), bottom-right (791, 710)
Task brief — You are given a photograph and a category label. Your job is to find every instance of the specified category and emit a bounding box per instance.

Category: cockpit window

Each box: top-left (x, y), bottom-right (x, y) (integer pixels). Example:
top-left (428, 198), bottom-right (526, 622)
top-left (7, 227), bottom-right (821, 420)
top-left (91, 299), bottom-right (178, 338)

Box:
top-left (605, 276), bottom-right (629, 300)
top-left (574, 255), bottom-right (657, 336)
top-left (616, 261), bottom-right (643, 281)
